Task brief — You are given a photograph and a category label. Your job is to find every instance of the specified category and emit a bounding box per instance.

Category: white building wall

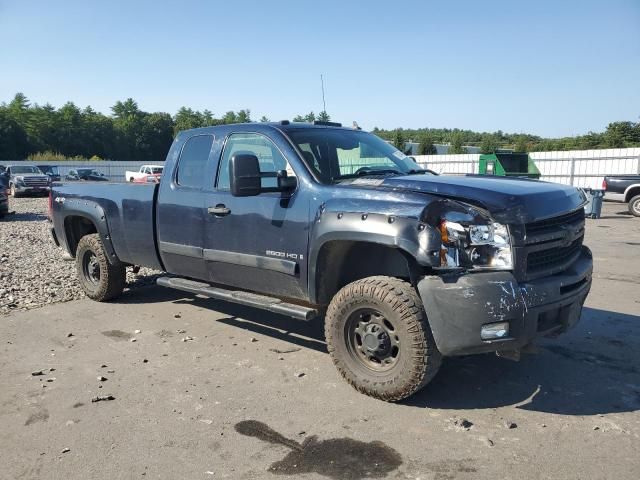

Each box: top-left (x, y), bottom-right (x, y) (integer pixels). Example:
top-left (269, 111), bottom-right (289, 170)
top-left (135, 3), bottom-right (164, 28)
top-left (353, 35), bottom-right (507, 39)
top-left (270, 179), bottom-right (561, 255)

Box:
top-left (414, 148), bottom-right (640, 189)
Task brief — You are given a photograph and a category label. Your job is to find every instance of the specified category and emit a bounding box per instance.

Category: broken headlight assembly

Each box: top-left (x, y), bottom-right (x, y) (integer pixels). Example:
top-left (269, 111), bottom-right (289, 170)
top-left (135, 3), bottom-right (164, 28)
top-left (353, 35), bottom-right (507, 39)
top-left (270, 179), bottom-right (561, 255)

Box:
top-left (438, 219), bottom-right (512, 270)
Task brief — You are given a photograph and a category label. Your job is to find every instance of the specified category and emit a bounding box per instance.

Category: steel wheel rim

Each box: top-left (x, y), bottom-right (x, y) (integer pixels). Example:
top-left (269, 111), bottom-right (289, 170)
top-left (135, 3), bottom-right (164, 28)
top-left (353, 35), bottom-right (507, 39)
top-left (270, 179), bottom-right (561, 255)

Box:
top-left (82, 250), bottom-right (101, 285)
top-left (345, 308), bottom-right (400, 372)
top-left (633, 200), bottom-right (640, 214)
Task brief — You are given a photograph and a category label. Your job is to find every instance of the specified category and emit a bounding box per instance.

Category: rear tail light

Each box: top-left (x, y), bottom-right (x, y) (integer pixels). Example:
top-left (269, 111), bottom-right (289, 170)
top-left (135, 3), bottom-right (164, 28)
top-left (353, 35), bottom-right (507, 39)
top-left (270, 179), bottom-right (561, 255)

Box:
top-left (602, 178), bottom-right (607, 190)
top-left (48, 191), bottom-right (53, 219)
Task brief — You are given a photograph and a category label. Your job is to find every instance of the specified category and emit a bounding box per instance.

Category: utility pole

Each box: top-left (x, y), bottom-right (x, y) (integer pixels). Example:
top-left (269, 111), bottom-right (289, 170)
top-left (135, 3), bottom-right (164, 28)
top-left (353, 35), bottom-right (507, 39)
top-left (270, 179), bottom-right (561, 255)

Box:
top-left (320, 74), bottom-right (327, 113)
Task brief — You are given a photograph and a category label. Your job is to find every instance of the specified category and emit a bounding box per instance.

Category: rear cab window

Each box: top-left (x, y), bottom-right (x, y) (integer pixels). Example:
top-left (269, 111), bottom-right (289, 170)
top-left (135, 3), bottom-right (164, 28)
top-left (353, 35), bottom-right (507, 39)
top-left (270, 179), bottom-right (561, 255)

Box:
top-left (176, 135), bottom-right (214, 188)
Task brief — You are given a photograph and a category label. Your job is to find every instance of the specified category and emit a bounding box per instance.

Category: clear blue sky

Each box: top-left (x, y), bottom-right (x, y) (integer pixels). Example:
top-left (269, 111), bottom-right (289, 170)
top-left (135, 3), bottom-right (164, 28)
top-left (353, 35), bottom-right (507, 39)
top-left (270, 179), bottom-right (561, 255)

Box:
top-left (1, 0), bottom-right (638, 137)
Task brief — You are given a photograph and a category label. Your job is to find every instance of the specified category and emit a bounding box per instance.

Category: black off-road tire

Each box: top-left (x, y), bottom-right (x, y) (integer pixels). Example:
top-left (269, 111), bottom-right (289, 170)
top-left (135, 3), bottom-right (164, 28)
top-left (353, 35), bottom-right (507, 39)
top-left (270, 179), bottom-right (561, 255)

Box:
top-left (325, 276), bottom-right (442, 402)
top-left (75, 233), bottom-right (126, 301)
top-left (628, 195), bottom-right (640, 217)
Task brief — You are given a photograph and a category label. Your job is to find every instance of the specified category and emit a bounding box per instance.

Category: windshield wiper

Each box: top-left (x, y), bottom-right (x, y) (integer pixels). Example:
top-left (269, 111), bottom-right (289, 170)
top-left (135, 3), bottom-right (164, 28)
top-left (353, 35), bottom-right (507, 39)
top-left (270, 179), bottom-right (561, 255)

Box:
top-left (356, 168), bottom-right (403, 176)
top-left (406, 169), bottom-right (428, 175)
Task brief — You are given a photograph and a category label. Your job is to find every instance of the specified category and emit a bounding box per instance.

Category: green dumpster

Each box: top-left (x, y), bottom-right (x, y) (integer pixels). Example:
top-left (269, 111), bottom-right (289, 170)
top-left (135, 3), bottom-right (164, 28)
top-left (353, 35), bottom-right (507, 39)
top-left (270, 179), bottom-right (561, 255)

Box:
top-left (479, 153), bottom-right (540, 179)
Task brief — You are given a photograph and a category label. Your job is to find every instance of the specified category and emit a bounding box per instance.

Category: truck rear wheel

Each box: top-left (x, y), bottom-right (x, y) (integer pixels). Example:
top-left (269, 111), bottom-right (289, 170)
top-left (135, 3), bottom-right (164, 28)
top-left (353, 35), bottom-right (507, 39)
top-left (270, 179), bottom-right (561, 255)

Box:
top-left (629, 195), bottom-right (640, 217)
top-left (325, 276), bottom-right (441, 402)
top-left (75, 233), bottom-right (126, 301)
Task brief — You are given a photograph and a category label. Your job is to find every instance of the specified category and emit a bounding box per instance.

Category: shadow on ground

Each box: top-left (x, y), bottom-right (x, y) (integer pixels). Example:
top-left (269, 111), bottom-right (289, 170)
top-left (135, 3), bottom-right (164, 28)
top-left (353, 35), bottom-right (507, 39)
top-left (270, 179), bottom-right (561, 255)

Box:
top-left (1, 211), bottom-right (48, 222)
top-left (115, 287), bottom-right (640, 416)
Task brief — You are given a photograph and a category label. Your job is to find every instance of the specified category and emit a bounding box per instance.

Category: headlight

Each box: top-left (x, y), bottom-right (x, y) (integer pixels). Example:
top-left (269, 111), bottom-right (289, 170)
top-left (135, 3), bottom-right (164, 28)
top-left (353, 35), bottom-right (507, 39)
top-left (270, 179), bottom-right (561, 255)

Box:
top-left (439, 219), bottom-right (512, 270)
top-left (15, 176), bottom-right (25, 185)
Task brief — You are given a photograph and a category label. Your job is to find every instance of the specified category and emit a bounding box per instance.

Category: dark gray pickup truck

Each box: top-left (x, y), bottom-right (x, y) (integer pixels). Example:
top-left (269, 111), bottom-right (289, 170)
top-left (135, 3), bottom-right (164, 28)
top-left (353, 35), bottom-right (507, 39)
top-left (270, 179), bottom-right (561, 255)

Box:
top-left (603, 175), bottom-right (640, 217)
top-left (49, 121), bottom-right (593, 401)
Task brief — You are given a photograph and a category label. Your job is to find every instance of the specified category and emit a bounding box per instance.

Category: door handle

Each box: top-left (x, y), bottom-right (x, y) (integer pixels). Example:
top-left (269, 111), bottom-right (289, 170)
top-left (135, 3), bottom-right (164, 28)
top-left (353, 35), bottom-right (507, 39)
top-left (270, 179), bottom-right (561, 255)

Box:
top-left (208, 204), bottom-right (231, 216)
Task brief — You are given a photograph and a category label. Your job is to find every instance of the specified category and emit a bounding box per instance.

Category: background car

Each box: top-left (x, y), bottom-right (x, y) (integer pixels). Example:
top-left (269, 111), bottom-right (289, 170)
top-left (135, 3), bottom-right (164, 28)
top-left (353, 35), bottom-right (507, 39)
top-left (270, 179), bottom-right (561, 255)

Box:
top-left (125, 164), bottom-right (163, 182)
top-left (132, 174), bottom-right (161, 184)
top-left (37, 165), bottom-right (62, 182)
top-left (65, 168), bottom-right (109, 182)
top-left (5, 164), bottom-right (51, 197)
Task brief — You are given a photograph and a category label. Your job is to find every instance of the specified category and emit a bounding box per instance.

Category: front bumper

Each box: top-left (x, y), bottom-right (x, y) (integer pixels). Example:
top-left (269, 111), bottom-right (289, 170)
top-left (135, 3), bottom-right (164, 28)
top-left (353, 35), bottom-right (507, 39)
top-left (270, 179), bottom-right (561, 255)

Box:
top-left (417, 246), bottom-right (592, 356)
top-left (14, 184), bottom-right (50, 194)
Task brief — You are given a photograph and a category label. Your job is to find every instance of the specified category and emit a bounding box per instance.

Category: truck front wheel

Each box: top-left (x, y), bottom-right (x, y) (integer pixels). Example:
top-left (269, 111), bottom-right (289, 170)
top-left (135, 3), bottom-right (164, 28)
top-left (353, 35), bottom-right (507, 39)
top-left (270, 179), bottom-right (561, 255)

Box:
top-left (325, 276), bottom-right (441, 402)
top-left (629, 195), bottom-right (640, 217)
top-left (75, 233), bottom-right (126, 301)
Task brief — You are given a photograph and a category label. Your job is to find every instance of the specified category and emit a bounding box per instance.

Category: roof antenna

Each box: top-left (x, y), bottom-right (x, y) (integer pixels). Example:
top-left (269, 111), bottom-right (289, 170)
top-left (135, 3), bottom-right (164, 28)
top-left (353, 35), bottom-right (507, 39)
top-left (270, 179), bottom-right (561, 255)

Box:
top-left (320, 74), bottom-right (327, 114)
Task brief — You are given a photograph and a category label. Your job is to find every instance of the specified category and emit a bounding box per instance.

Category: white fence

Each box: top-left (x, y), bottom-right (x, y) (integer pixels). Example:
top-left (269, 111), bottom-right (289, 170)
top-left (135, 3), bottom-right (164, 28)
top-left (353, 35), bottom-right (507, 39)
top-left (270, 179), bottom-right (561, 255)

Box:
top-left (414, 148), bottom-right (640, 189)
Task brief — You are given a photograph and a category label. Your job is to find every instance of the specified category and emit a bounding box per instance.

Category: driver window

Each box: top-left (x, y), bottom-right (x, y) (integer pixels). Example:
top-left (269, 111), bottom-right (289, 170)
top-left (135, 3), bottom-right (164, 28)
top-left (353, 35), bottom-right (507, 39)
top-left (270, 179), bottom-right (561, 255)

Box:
top-left (217, 133), bottom-right (295, 190)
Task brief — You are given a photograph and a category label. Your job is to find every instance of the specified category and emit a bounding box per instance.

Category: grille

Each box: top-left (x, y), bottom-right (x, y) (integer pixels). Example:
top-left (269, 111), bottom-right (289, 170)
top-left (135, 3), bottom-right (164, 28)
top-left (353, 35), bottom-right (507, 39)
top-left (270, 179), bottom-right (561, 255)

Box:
top-left (23, 177), bottom-right (49, 187)
top-left (525, 208), bottom-right (584, 236)
top-left (522, 208), bottom-right (585, 279)
top-left (527, 237), bottom-right (583, 274)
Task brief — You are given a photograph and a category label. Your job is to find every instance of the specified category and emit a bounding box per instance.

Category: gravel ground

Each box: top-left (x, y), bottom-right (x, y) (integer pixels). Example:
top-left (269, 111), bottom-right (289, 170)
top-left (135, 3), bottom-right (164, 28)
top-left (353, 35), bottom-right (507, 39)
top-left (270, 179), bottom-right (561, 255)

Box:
top-left (0, 196), bottom-right (159, 315)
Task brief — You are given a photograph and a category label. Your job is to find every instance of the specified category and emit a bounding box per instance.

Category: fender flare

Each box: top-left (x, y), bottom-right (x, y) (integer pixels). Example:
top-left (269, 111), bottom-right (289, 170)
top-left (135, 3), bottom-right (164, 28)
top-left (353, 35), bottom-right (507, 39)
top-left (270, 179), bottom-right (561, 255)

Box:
top-left (307, 209), bottom-right (441, 304)
top-left (60, 198), bottom-right (119, 264)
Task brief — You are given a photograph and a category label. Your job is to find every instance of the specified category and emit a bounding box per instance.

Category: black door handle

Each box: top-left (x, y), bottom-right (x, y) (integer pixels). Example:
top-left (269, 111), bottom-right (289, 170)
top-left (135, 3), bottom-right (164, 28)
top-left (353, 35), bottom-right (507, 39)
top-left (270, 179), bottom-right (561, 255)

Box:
top-left (208, 204), bottom-right (231, 216)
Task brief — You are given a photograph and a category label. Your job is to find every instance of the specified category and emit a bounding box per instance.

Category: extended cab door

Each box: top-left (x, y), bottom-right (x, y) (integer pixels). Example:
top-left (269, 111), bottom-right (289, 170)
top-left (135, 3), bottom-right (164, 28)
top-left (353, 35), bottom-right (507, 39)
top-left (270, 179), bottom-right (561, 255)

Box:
top-left (201, 131), bottom-right (310, 300)
top-left (156, 133), bottom-right (216, 279)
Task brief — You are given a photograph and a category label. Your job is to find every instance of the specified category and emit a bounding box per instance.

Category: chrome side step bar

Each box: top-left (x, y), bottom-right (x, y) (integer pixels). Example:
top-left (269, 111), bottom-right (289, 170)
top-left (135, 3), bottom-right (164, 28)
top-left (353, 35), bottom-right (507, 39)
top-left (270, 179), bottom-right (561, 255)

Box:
top-left (156, 276), bottom-right (318, 321)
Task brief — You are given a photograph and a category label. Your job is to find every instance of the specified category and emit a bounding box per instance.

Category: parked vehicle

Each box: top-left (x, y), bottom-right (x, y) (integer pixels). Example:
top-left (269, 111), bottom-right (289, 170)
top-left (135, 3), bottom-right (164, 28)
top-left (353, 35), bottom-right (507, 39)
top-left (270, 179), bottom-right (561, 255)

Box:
top-left (38, 165), bottom-right (62, 182)
top-left (0, 173), bottom-right (8, 218)
top-left (65, 169), bottom-right (109, 182)
top-left (49, 121), bottom-right (592, 401)
top-left (132, 174), bottom-right (161, 184)
top-left (126, 165), bottom-right (163, 183)
top-left (603, 175), bottom-right (640, 217)
top-left (5, 164), bottom-right (50, 197)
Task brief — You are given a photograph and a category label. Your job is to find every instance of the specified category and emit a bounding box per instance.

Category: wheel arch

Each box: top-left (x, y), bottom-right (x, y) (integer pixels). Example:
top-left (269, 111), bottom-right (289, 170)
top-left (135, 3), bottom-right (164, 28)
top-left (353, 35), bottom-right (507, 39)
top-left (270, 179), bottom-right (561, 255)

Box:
top-left (61, 204), bottom-right (119, 264)
top-left (624, 185), bottom-right (640, 203)
top-left (310, 238), bottom-right (424, 305)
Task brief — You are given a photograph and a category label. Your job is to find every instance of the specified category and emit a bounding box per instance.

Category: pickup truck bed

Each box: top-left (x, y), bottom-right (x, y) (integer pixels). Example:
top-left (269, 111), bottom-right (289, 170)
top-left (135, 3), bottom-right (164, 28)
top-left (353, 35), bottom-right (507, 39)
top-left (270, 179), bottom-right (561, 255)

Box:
top-left (51, 183), bottom-right (162, 269)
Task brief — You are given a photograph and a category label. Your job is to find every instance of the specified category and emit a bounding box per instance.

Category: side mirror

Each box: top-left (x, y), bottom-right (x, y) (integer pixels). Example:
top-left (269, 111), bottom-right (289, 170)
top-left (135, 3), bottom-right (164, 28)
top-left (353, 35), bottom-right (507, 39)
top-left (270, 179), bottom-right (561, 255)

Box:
top-left (277, 170), bottom-right (297, 191)
top-left (230, 154), bottom-right (262, 197)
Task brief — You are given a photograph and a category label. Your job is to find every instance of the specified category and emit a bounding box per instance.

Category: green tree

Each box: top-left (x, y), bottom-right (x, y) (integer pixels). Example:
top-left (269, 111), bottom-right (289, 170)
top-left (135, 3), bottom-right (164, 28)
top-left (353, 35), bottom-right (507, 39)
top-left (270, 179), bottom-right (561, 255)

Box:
top-left (479, 133), bottom-right (500, 154)
top-left (292, 114), bottom-right (305, 122)
top-left (0, 109), bottom-right (30, 159)
top-left (174, 107), bottom-right (203, 134)
top-left (317, 110), bottom-right (331, 122)
top-left (393, 129), bottom-right (405, 151)
top-left (259, 115), bottom-right (270, 122)
top-left (236, 109), bottom-right (251, 123)
top-left (139, 112), bottom-right (175, 162)
top-left (222, 111), bottom-right (237, 124)
top-left (449, 133), bottom-right (467, 154)
top-left (417, 131), bottom-right (437, 155)
top-left (514, 135), bottom-right (529, 152)
top-left (304, 111), bottom-right (316, 123)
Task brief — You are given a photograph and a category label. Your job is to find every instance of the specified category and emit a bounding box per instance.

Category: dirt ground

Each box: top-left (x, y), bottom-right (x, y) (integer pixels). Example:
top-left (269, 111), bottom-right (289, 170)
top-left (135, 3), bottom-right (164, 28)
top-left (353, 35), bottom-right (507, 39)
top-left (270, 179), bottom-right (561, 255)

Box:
top-left (1, 202), bottom-right (639, 480)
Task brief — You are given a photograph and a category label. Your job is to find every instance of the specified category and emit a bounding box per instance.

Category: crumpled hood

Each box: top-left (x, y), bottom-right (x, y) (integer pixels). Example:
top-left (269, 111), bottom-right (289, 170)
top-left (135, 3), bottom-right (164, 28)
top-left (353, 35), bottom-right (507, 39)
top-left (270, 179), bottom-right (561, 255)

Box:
top-left (381, 175), bottom-right (586, 224)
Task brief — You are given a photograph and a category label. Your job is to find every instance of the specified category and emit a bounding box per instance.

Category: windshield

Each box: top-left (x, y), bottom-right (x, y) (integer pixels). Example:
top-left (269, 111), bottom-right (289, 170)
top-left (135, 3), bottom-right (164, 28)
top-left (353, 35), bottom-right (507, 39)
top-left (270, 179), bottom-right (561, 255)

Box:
top-left (286, 129), bottom-right (423, 184)
top-left (78, 169), bottom-right (101, 175)
top-left (39, 166), bottom-right (59, 175)
top-left (11, 166), bottom-right (42, 174)
top-left (151, 167), bottom-right (163, 174)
